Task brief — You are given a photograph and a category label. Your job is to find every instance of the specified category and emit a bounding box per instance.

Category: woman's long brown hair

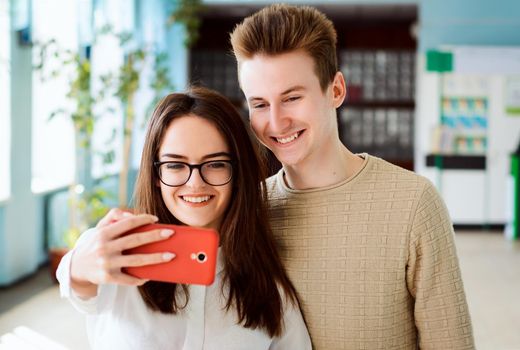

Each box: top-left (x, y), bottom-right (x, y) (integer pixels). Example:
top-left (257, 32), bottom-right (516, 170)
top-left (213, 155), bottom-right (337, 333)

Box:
top-left (133, 86), bottom-right (298, 337)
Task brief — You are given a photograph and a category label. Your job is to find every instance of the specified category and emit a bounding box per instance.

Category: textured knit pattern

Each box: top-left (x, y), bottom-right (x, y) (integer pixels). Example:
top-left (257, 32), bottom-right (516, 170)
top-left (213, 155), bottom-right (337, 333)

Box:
top-left (266, 155), bottom-right (475, 350)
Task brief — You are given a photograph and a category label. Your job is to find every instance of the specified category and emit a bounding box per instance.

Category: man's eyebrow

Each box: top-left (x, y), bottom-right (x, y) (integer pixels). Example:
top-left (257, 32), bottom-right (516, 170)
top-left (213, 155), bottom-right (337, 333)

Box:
top-left (281, 85), bottom-right (306, 95)
top-left (248, 96), bottom-right (265, 103)
top-left (160, 152), bottom-right (231, 160)
top-left (248, 85), bottom-right (306, 103)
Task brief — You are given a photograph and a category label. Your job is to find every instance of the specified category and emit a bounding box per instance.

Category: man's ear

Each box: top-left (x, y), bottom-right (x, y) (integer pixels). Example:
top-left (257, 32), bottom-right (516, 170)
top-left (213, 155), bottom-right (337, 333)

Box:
top-left (331, 71), bottom-right (347, 108)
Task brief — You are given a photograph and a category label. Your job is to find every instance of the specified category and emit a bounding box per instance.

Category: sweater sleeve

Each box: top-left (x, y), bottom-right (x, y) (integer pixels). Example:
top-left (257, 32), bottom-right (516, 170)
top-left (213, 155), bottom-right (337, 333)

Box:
top-left (56, 228), bottom-right (118, 315)
top-left (406, 181), bottom-right (475, 349)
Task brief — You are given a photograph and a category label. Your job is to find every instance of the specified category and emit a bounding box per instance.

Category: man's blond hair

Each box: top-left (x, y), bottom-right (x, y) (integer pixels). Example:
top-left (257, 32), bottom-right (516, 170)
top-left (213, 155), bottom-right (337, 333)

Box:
top-left (230, 4), bottom-right (338, 91)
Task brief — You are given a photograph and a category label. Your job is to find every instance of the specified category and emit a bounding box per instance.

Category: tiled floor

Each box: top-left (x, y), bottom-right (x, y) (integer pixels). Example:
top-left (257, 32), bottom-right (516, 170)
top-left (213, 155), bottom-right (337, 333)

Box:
top-left (0, 265), bottom-right (55, 315)
top-left (0, 269), bottom-right (88, 349)
top-left (0, 231), bottom-right (519, 349)
top-left (455, 231), bottom-right (520, 349)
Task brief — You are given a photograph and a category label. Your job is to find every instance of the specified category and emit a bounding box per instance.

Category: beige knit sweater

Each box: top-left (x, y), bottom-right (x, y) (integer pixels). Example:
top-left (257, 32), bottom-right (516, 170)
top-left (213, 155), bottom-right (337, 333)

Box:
top-left (266, 155), bottom-right (475, 350)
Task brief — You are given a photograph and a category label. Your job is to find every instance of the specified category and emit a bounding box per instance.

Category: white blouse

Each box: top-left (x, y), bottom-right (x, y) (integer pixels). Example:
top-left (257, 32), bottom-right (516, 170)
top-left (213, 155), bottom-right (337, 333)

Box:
top-left (56, 229), bottom-right (311, 350)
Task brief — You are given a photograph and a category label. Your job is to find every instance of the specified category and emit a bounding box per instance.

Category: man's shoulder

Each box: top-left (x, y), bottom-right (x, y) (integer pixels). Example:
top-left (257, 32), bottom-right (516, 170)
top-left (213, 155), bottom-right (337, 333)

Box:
top-left (365, 155), bottom-right (431, 189)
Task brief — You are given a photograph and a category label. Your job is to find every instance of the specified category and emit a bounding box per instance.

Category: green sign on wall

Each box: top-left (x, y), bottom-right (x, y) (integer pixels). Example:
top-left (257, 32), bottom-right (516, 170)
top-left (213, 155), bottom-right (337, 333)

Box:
top-left (426, 50), bottom-right (453, 73)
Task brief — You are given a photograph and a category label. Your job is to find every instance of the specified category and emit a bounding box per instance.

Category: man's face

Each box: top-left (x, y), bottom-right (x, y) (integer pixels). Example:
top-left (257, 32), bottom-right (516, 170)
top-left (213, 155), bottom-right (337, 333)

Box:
top-left (239, 50), bottom-right (344, 168)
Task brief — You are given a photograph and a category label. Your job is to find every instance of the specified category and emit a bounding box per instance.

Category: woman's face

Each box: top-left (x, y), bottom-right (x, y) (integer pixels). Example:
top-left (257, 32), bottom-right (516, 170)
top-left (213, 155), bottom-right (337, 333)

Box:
top-left (157, 115), bottom-right (233, 230)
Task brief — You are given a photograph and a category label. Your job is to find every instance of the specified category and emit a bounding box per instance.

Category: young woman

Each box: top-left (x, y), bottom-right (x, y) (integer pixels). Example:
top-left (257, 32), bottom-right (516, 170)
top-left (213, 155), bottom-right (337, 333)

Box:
top-left (56, 87), bottom-right (311, 349)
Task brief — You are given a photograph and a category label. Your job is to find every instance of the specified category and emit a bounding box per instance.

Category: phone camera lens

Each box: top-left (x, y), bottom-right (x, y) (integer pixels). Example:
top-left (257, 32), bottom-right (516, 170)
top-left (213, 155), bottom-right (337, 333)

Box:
top-left (197, 253), bottom-right (207, 263)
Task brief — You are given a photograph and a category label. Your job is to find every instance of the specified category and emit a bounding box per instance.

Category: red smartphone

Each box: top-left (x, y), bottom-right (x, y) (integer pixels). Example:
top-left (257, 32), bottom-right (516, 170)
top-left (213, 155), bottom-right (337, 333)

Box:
top-left (123, 223), bottom-right (219, 285)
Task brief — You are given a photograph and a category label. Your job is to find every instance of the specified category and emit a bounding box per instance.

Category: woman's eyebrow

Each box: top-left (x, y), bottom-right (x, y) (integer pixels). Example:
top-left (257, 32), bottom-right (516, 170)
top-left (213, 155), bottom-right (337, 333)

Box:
top-left (159, 152), bottom-right (231, 160)
top-left (201, 152), bottom-right (232, 160)
top-left (160, 153), bottom-right (187, 160)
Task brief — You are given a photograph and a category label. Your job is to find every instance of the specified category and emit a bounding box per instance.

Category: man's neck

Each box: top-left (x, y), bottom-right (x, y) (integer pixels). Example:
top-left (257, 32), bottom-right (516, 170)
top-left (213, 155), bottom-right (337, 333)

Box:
top-left (282, 142), bottom-right (364, 190)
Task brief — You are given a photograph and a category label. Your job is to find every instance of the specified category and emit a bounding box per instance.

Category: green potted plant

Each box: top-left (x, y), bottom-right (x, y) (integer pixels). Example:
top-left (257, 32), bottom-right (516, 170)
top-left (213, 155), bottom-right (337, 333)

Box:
top-left (114, 38), bottom-right (174, 208)
top-left (34, 39), bottom-right (112, 279)
top-left (37, 1), bottom-right (204, 279)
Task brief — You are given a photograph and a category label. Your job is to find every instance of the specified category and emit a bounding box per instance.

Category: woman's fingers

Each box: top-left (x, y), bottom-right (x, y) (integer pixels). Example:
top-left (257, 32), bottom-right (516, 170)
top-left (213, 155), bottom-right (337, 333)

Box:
top-left (114, 252), bottom-right (176, 268)
top-left (89, 248), bottom-right (175, 281)
top-left (99, 214), bottom-right (159, 240)
top-left (110, 228), bottom-right (175, 252)
top-left (96, 208), bottom-right (133, 228)
top-left (101, 270), bottom-right (150, 286)
top-left (70, 210), bottom-right (170, 288)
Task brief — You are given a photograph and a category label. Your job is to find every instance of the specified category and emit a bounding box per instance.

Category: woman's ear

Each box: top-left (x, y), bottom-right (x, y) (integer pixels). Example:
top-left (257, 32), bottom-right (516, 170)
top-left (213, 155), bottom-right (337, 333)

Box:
top-left (331, 71), bottom-right (347, 108)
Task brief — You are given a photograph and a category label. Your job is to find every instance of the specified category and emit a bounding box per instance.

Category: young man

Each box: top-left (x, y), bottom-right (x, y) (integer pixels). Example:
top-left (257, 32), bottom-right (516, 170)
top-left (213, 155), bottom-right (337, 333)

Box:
top-left (230, 4), bottom-right (475, 349)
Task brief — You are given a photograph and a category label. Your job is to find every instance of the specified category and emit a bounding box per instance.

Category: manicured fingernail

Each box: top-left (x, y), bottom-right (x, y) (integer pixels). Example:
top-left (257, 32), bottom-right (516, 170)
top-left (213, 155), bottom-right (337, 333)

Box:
top-left (162, 252), bottom-right (175, 261)
top-left (152, 215), bottom-right (159, 222)
top-left (122, 211), bottom-right (132, 217)
top-left (160, 229), bottom-right (174, 238)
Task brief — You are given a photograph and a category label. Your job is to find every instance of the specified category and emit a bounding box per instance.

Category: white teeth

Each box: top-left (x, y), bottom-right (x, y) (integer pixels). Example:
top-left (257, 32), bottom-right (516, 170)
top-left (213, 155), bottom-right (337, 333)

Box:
top-left (276, 132), bottom-right (300, 144)
top-left (182, 196), bottom-right (211, 203)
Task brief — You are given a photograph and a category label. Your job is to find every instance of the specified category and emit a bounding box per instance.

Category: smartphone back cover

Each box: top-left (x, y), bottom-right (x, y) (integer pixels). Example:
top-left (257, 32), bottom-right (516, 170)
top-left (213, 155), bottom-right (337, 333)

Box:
top-left (123, 224), bottom-right (219, 286)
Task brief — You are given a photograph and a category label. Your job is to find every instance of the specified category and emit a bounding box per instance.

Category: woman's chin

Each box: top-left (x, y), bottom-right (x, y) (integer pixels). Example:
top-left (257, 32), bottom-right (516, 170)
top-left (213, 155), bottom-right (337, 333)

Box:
top-left (177, 218), bottom-right (218, 230)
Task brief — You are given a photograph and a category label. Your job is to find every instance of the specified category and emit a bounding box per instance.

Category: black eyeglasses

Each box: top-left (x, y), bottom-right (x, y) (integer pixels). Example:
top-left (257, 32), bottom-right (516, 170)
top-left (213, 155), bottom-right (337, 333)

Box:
top-left (154, 160), bottom-right (234, 187)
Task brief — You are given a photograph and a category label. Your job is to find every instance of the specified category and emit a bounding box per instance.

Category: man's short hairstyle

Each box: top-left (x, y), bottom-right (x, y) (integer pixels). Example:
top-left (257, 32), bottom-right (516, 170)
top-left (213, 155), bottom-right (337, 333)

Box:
top-left (230, 4), bottom-right (338, 91)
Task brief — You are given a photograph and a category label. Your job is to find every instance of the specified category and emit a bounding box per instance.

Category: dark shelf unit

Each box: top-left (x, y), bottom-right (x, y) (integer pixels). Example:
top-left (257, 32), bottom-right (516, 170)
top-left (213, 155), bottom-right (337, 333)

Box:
top-left (426, 154), bottom-right (486, 170)
top-left (345, 101), bottom-right (415, 109)
top-left (336, 18), bottom-right (417, 171)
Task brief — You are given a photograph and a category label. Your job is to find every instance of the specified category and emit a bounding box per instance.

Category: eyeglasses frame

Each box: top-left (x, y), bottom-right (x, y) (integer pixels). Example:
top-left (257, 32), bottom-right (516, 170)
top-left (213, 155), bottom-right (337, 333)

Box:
top-left (153, 159), bottom-right (234, 187)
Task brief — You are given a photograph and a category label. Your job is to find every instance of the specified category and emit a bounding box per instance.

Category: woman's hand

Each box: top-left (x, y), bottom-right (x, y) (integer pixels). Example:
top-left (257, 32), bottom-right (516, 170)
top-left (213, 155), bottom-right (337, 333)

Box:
top-left (69, 208), bottom-right (175, 298)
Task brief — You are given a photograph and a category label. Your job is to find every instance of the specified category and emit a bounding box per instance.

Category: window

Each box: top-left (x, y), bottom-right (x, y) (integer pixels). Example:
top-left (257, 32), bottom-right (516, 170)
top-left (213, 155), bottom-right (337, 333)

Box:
top-left (90, 0), bottom-right (134, 178)
top-left (0, 0), bottom-right (10, 201)
top-left (31, 0), bottom-right (78, 192)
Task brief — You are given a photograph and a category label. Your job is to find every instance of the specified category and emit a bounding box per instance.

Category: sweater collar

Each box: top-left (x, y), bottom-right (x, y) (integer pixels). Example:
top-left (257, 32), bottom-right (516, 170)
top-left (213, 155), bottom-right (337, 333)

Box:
top-left (276, 153), bottom-right (370, 194)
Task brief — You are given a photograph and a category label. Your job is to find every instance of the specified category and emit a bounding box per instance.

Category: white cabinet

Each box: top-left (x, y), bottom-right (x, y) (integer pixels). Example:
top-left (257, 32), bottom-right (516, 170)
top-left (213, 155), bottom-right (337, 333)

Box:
top-left (439, 170), bottom-right (486, 224)
top-left (415, 48), bottom-right (520, 226)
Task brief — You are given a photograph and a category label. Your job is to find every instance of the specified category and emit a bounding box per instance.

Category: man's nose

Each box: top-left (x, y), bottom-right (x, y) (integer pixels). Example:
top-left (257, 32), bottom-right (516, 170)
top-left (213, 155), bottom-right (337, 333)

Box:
top-left (269, 104), bottom-right (291, 133)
